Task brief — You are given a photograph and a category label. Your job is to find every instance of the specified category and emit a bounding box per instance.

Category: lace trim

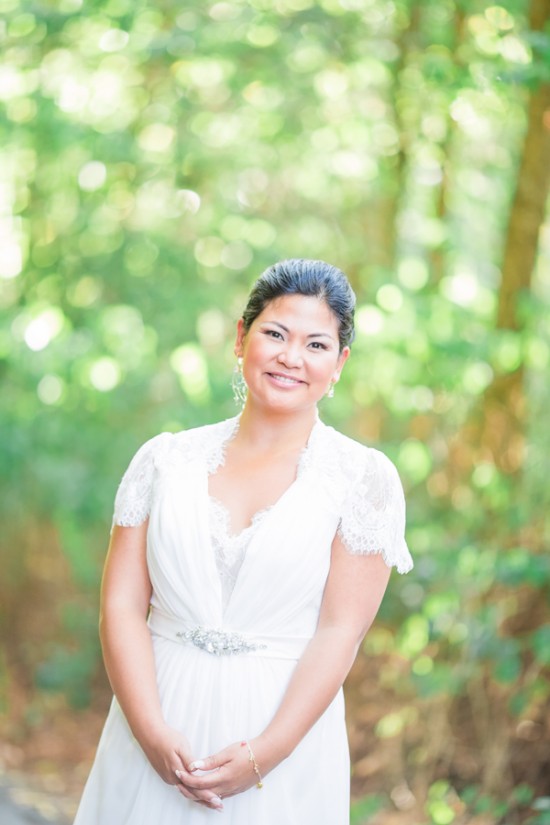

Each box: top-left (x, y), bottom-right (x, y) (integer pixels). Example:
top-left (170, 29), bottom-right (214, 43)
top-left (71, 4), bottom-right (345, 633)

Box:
top-left (205, 416), bottom-right (319, 609)
top-left (337, 450), bottom-right (413, 574)
top-left (112, 433), bottom-right (172, 529)
top-left (111, 416), bottom-right (413, 575)
top-left (110, 419), bottom-right (241, 530)
top-left (190, 413), bottom-right (319, 477)
top-left (178, 415), bottom-right (241, 475)
top-left (208, 496), bottom-right (272, 611)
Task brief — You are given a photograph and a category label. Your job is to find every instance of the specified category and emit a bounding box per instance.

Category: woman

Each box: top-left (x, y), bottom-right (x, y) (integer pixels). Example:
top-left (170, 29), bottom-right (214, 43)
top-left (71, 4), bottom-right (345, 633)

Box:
top-left (74, 258), bottom-right (413, 825)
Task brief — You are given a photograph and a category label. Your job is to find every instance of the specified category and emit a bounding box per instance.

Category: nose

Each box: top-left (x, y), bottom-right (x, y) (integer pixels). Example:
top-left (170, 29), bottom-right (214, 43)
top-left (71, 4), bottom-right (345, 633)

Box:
top-left (277, 345), bottom-right (303, 368)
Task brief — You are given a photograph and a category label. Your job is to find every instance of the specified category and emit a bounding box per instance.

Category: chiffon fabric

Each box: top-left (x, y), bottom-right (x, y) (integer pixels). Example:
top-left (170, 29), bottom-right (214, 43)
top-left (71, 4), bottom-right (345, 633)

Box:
top-left (74, 415), bottom-right (412, 825)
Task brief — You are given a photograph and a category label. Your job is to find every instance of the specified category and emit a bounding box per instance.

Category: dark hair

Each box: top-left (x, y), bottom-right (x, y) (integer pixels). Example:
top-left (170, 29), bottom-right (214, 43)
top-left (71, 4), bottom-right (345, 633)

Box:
top-left (241, 259), bottom-right (356, 351)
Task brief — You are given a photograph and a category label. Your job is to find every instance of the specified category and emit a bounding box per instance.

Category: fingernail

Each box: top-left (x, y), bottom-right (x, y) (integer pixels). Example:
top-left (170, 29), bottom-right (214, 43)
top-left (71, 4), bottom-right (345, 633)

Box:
top-left (189, 760), bottom-right (205, 770)
top-left (175, 770), bottom-right (182, 778)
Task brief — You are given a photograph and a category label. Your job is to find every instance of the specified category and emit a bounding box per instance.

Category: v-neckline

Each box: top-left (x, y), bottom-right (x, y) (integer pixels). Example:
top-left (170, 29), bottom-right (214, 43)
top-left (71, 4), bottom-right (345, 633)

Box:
top-left (206, 413), bottom-right (321, 536)
top-left (208, 494), bottom-right (274, 542)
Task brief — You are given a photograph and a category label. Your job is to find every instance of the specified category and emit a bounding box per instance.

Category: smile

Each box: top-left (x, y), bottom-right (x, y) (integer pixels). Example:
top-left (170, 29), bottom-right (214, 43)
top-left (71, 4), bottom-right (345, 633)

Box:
top-left (267, 373), bottom-right (304, 386)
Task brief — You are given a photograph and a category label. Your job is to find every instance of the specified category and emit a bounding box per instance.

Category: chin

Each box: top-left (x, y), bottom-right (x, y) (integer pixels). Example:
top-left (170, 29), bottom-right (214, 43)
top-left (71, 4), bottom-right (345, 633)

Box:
top-left (260, 394), bottom-right (320, 414)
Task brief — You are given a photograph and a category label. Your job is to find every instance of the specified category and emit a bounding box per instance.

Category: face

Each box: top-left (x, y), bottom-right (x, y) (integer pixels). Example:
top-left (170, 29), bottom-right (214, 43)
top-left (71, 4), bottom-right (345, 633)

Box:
top-left (235, 294), bottom-right (350, 413)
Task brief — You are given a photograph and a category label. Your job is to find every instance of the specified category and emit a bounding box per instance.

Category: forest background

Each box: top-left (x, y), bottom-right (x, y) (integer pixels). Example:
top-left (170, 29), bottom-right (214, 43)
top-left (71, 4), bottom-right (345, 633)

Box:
top-left (1, 0), bottom-right (549, 823)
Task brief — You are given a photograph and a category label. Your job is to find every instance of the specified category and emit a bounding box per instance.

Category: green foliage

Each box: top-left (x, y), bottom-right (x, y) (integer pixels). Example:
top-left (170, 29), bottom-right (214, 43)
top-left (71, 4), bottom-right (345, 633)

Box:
top-left (350, 793), bottom-right (388, 825)
top-left (1, 0), bottom-right (549, 812)
top-left (531, 798), bottom-right (550, 824)
top-left (457, 785), bottom-right (550, 825)
top-left (36, 643), bottom-right (99, 709)
top-left (531, 625), bottom-right (550, 666)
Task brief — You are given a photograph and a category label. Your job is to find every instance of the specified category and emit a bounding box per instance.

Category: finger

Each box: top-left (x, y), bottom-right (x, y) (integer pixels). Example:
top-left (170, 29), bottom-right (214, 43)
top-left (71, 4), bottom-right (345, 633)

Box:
top-left (175, 771), bottom-right (224, 808)
top-left (175, 768), bottom-right (196, 782)
top-left (176, 772), bottom-right (217, 793)
top-left (174, 746), bottom-right (193, 770)
top-left (176, 786), bottom-right (223, 810)
top-left (179, 772), bottom-right (223, 791)
top-left (176, 784), bottom-right (201, 804)
top-left (188, 748), bottom-right (231, 772)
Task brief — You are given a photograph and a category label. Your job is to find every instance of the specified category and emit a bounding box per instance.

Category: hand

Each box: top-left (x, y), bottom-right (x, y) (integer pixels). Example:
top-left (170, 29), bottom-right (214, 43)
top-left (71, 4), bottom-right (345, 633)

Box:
top-left (178, 737), bottom-right (275, 802)
top-left (139, 724), bottom-right (224, 811)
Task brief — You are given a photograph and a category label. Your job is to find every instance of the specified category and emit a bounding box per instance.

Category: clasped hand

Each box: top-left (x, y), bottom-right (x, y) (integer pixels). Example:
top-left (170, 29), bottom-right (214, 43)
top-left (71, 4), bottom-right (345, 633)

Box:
top-left (143, 725), bottom-right (265, 812)
top-left (177, 739), bottom-right (265, 812)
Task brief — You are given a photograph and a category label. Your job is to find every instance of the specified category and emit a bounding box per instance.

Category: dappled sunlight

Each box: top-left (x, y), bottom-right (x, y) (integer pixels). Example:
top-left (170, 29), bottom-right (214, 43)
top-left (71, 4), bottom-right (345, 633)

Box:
top-left (170, 343), bottom-right (210, 404)
top-left (87, 356), bottom-right (122, 392)
top-left (37, 374), bottom-right (66, 406)
top-left (1, 0), bottom-right (549, 822)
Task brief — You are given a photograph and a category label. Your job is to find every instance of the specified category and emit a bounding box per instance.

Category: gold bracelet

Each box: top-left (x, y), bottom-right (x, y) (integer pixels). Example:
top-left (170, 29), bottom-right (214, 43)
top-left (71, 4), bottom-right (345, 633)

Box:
top-left (241, 741), bottom-right (263, 789)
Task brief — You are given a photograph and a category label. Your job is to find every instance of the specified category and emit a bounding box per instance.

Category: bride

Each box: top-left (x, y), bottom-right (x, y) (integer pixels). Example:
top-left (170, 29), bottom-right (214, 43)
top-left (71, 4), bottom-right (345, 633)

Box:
top-left (74, 258), bottom-right (412, 824)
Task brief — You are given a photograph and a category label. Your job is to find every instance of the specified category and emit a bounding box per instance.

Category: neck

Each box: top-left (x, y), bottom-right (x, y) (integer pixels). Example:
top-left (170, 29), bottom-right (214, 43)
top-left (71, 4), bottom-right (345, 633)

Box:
top-left (235, 403), bottom-right (319, 452)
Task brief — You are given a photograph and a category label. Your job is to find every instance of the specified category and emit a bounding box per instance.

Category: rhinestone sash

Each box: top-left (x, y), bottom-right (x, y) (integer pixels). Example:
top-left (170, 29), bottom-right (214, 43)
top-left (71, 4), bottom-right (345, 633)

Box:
top-left (177, 626), bottom-right (267, 656)
top-left (148, 608), bottom-right (310, 661)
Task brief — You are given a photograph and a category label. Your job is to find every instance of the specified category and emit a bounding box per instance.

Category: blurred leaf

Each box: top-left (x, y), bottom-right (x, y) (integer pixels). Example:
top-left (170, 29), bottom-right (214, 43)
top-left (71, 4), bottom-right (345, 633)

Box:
top-left (531, 626), bottom-right (550, 666)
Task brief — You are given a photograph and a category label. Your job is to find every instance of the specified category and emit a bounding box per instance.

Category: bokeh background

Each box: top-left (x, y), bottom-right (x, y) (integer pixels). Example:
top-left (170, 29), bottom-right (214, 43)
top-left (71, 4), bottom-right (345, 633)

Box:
top-left (1, 0), bottom-right (549, 823)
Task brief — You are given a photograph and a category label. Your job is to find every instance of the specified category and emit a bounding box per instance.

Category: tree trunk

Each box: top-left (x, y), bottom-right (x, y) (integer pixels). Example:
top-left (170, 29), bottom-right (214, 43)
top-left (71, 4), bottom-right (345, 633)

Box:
top-left (456, 0), bottom-right (550, 477)
top-left (496, 0), bottom-right (550, 333)
top-left (447, 0), bottom-right (550, 797)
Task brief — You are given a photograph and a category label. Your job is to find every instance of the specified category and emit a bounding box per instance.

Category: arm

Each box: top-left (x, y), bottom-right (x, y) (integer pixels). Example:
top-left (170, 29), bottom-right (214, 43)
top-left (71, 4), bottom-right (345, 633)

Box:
top-left (258, 535), bottom-right (391, 763)
top-left (100, 523), bottom-right (223, 810)
top-left (179, 534), bottom-right (391, 799)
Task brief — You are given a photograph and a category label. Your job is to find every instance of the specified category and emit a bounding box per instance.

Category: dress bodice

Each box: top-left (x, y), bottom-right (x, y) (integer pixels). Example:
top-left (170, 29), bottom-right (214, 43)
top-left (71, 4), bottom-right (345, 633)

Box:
top-left (112, 414), bottom-right (413, 576)
top-left (208, 495), bottom-right (272, 612)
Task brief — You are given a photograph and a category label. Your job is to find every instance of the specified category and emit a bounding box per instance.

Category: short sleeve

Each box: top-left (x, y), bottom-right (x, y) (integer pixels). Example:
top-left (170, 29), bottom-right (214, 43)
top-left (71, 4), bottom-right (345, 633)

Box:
top-left (337, 449), bottom-right (413, 574)
top-left (112, 433), bottom-right (171, 529)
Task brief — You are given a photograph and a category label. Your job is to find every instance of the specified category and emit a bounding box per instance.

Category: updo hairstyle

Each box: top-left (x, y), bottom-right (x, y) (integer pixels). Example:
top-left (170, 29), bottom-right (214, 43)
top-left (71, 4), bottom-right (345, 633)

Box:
top-left (241, 259), bottom-right (356, 352)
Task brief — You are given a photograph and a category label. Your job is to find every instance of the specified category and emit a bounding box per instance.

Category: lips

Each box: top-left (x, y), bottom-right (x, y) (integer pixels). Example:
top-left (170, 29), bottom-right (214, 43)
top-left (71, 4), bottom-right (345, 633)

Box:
top-left (267, 372), bottom-right (305, 386)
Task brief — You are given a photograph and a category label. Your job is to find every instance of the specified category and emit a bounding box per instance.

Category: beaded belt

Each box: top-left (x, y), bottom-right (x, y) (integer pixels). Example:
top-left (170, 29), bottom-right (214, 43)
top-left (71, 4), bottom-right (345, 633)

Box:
top-left (148, 608), bottom-right (310, 661)
top-left (176, 626), bottom-right (266, 656)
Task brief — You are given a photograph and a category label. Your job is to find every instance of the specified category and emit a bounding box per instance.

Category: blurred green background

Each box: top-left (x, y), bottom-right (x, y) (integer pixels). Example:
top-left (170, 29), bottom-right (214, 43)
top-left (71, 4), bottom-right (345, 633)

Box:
top-left (1, 0), bottom-right (549, 822)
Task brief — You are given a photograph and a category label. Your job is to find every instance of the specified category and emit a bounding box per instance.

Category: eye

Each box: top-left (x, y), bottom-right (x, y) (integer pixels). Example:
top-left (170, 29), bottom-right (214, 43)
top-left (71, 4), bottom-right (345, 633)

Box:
top-left (263, 329), bottom-right (284, 340)
top-left (309, 341), bottom-right (329, 350)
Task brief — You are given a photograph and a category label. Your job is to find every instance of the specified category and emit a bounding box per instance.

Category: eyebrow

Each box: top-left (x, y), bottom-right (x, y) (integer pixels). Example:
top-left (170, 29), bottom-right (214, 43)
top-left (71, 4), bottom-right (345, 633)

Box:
top-left (260, 321), bottom-right (335, 340)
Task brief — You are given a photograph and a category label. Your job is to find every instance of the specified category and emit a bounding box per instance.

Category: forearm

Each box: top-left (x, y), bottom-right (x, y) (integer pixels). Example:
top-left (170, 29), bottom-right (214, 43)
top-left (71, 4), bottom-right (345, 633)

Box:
top-left (258, 625), bottom-right (360, 767)
top-left (258, 549), bottom-right (391, 767)
top-left (176, 625), bottom-right (362, 800)
top-left (177, 550), bottom-right (391, 801)
top-left (100, 607), bottom-right (165, 747)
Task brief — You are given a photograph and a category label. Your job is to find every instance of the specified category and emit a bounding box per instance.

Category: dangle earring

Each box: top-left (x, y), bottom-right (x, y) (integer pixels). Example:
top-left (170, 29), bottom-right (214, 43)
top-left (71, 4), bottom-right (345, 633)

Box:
top-left (326, 381), bottom-right (335, 399)
top-left (231, 356), bottom-right (248, 408)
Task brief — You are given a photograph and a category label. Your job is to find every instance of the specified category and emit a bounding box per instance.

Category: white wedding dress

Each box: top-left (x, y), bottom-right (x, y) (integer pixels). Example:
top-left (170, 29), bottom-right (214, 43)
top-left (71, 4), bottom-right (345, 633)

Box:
top-left (74, 415), bottom-right (412, 825)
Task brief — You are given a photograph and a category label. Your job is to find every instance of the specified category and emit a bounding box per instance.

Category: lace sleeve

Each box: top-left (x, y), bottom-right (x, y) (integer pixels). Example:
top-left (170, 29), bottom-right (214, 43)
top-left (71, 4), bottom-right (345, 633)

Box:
top-left (112, 433), bottom-right (171, 529)
top-left (337, 449), bottom-right (413, 574)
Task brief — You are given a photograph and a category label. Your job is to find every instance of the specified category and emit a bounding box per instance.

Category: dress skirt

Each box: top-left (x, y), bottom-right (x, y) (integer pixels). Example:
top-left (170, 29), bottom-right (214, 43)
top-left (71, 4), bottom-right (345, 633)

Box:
top-left (74, 628), bottom-right (350, 825)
